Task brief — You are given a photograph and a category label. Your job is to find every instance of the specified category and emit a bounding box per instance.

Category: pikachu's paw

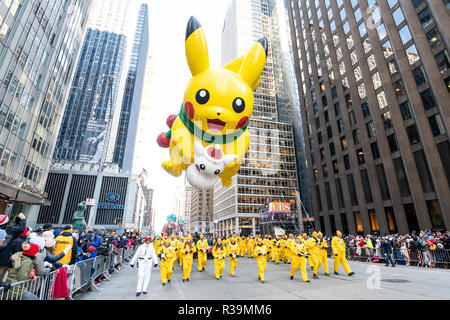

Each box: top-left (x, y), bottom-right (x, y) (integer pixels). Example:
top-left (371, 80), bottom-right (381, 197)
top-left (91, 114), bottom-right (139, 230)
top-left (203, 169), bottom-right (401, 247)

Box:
top-left (162, 161), bottom-right (183, 177)
top-left (221, 178), bottom-right (233, 187)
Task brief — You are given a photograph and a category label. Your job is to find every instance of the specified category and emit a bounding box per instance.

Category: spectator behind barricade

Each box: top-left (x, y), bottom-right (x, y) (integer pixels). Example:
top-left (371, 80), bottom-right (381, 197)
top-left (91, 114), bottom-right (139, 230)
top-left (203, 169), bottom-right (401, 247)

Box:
top-left (55, 225), bottom-right (78, 265)
top-left (10, 224), bottom-right (31, 256)
top-left (0, 229), bottom-right (11, 291)
top-left (44, 237), bottom-right (70, 270)
top-left (7, 242), bottom-right (39, 285)
top-left (29, 233), bottom-right (51, 276)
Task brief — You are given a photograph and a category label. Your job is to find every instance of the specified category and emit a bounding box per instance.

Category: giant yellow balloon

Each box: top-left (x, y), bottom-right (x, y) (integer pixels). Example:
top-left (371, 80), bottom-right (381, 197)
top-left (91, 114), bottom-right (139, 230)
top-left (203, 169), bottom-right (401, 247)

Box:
top-left (157, 16), bottom-right (268, 188)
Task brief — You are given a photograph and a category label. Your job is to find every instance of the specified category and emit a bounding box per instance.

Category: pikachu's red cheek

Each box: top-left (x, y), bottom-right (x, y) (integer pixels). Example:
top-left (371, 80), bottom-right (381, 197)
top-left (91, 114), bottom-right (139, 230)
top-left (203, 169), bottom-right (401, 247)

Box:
top-left (236, 116), bottom-right (249, 129)
top-left (185, 101), bottom-right (195, 119)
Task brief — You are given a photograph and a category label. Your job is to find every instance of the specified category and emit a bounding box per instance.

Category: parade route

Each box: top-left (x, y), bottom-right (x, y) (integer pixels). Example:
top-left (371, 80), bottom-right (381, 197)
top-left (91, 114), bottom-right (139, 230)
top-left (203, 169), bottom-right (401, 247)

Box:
top-left (77, 257), bottom-right (450, 300)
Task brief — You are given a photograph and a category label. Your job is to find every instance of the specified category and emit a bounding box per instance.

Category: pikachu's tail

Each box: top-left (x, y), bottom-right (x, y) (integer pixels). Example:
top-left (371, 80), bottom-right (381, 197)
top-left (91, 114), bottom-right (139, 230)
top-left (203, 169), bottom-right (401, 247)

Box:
top-left (157, 114), bottom-right (177, 148)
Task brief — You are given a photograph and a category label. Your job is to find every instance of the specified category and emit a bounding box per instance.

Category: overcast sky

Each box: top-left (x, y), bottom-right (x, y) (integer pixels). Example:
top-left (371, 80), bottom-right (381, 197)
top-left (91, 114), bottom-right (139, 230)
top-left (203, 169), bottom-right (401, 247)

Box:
top-left (138, 0), bottom-right (229, 232)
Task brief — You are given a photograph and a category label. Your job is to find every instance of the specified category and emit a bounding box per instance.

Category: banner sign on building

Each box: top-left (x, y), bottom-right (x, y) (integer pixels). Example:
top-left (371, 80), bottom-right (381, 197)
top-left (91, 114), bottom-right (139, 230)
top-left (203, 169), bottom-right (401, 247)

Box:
top-left (79, 119), bottom-right (107, 164)
top-left (268, 202), bottom-right (291, 213)
top-left (86, 198), bottom-right (96, 206)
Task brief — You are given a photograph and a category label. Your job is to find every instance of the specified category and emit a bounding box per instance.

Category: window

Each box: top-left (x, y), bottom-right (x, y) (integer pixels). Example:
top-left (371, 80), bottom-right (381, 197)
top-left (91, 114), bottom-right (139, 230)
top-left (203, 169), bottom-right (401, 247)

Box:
top-left (387, 134), bottom-right (399, 153)
top-left (371, 141), bottom-right (380, 159)
top-left (330, 142), bottom-right (336, 156)
top-left (426, 27), bottom-right (442, 48)
top-left (337, 118), bottom-right (344, 133)
top-left (406, 44), bottom-right (420, 65)
top-left (427, 200), bottom-right (445, 230)
top-left (347, 174), bottom-right (358, 206)
top-left (399, 101), bottom-right (413, 120)
top-left (333, 160), bottom-right (339, 174)
top-left (418, 8), bottom-right (433, 29)
top-left (360, 169), bottom-right (373, 203)
top-left (334, 102), bottom-right (341, 116)
top-left (428, 114), bottom-right (445, 136)
top-left (393, 158), bottom-right (411, 197)
top-left (361, 102), bottom-right (370, 118)
top-left (398, 25), bottom-right (412, 45)
top-left (344, 154), bottom-right (350, 170)
top-left (420, 88), bottom-right (436, 110)
top-left (392, 7), bottom-right (405, 26)
top-left (352, 129), bottom-right (360, 145)
top-left (356, 149), bottom-right (365, 165)
top-left (435, 50), bottom-right (450, 73)
top-left (341, 136), bottom-right (348, 150)
top-left (412, 66), bottom-right (427, 87)
top-left (382, 111), bottom-right (393, 130)
top-left (413, 150), bottom-right (435, 193)
top-left (366, 121), bottom-right (376, 138)
top-left (406, 125), bottom-right (421, 145)
top-left (393, 79), bottom-right (406, 97)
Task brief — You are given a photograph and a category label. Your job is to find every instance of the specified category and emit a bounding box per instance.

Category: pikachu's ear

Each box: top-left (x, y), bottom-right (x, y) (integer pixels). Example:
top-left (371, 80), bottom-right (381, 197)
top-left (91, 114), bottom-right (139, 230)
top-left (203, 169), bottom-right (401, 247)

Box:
top-left (224, 55), bottom-right (261, 91)
top-left (185, 16), bottom-right (209, 76)
top-left (239, 37), bottom-right (268, 88)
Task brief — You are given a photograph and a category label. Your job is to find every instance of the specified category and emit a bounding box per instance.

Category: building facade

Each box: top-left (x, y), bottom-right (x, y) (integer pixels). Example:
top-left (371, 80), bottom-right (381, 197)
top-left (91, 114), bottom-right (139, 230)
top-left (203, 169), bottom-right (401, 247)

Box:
top-left (189, 186), bottom-right (214, 236)
top-left (286, 0), bottom-right (450, 235)
top-left (0, 0), bottom-right (91, 218)
top-left (214, 0), bottom-right (306, 237)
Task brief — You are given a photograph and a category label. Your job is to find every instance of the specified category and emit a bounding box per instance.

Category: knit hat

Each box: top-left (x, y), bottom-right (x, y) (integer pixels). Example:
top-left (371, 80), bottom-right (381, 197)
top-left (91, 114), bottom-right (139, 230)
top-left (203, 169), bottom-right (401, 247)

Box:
top-left (19, 226), bottom-right (29, 237)
top-left (42, 224), bottom-right (53, 231)
top-left (88, 246), bottom-right (95, 252)
top-left (63, 225), bottom-right (72, 232)
top-left (41, 230), bottom-right (54, 241)
top-left (145, 236), bottom-right (152, 242)
top-left (0, 215), bottom-right (9, 226)
top-left (30, 235), bottom-right (45, 250)
top-left (22, 242), bottom-right (39, 256)
top-left (0, 229), bottom-right (6, 241)
top-left (45, 238), bottom-right (56, 248)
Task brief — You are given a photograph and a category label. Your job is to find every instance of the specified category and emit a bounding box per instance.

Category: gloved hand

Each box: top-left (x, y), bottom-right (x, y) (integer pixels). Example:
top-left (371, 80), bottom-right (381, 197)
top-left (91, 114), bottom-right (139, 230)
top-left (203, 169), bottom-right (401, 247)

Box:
top-left (334, 253), bottom-right (338, 257)
top-left (161, 253), bottom-right (165, 258)
top-left (154, 264), bottom-right (158, 268)
top-left (130, 264), bottom-right (134, 268)
top-left (258, 253), bottom-right (262, 256)
top-left (63, 244), bottom-right (72, 255)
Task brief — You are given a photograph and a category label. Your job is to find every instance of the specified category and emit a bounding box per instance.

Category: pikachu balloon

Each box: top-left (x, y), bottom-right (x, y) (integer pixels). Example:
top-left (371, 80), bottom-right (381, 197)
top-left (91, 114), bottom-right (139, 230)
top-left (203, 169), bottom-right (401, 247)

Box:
top-left (157, 16), bottom-right (268, 188)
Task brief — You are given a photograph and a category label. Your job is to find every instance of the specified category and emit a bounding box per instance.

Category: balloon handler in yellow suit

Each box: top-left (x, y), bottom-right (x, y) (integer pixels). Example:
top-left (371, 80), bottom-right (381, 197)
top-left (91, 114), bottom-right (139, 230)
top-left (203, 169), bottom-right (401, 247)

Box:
top-left (289, 237), bottom-right (310, 283)
top-left (254, 238), bottom-right (268, 283)
top-left (196, 234), bottom-right (208, 272)
top-left (212, 238), bottom-right (227, 280)
top-left (227, 237), bottom-right (240, 277)
top-left (181, 236), bottom-right (196, 282)
top-left (159, 238), bottom-right (176, 286)
top-left (331, 230), bottom-right (355, 276)
top-left (156, 16), bottom-right (268, 189)
top-left (316, 231), bottom-right (330, 276)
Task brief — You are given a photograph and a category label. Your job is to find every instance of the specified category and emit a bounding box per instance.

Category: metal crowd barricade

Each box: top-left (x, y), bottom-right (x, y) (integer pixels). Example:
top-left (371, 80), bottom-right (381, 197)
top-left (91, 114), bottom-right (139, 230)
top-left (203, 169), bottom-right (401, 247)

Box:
top-left (0, 269), bottom-right (59, 300)
top-left (1, 244), bottom-right (138, 300)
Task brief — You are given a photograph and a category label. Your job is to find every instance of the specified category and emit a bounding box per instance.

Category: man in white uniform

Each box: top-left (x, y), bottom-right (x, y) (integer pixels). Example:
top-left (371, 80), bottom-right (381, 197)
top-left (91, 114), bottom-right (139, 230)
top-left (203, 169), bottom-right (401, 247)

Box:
top-left (130, 237), bottom-right (159, 296)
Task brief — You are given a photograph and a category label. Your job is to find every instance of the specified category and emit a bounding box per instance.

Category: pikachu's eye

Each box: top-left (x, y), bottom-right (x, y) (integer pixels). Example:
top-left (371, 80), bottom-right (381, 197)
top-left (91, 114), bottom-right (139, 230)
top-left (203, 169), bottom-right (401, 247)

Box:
top-left (196, 89), bottom-right (210, 104)
top-left (233, 97), bottom-right (245, 113)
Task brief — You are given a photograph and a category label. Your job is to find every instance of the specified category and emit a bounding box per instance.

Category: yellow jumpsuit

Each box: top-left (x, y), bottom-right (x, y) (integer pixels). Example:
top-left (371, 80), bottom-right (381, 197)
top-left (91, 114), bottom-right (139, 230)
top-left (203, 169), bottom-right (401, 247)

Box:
top-left (286, 237), bottom-right (295, 264)
top-left (160, 245), bottom-right (176, 284)
top-left (212, 246), bottom-right (227, 279)
top-left (263, 238), bottom-right (271, 262)
top-left (302, 237), bottom-right (315, 268)
top-left (254, 244), bottom-right (268, 282)
top-left (331, 236), bottom-right (352, 274)
top-left (176, 239), bottom-right (184, 267)
top-left (227, 242), bottom-right (239, 276)
top-left (169, 239), bottom-right (178, 270)
top-left (290, 241), bottom-right (309, 282)
top-left (273, 238), bottom-right (282, 264)
top-left (247, 238), bottom-right (255, 258)
top-left (196, 239), bottom-right (208, 271)
top-left (317, 238), bottom-right (330, 274)
top-left (306, 237), bottom-right (320, 276)
top-left (239, 237), bottom-right (247, 257)
top-left (181, 244), bottom-right (196, 280)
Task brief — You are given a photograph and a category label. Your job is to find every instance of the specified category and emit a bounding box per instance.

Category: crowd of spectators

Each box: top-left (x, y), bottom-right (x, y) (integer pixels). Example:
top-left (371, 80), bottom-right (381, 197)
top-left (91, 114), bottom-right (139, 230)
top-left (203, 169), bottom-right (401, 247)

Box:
top-left (0, 213), bottom-right (143, 294)
top-left (341, 230), bottom-right (450, 268)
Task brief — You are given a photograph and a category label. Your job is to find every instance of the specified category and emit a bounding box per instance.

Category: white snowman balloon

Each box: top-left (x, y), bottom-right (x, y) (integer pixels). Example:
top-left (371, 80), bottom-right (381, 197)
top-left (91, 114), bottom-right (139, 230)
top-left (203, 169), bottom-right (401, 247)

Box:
top-left (186, 141), bottom-right (237, 190)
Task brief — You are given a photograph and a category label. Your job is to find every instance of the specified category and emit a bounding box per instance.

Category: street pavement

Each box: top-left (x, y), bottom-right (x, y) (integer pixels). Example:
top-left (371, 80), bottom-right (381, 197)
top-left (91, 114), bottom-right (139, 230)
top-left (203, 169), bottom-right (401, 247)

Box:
top-left (77, 256), bottom-right (450, 300)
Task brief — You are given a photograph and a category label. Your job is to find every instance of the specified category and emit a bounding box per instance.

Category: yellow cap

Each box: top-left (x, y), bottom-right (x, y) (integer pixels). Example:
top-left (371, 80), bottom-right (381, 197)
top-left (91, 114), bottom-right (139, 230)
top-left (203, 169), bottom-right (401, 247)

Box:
top-left (302, 233), bottom-right (307, 237)
top-left (312, 231), bottom-right (318, 237)
top-left (336, 230), bottom-right (342, 236)
top-left (318, 231), bottom-right (323, 237)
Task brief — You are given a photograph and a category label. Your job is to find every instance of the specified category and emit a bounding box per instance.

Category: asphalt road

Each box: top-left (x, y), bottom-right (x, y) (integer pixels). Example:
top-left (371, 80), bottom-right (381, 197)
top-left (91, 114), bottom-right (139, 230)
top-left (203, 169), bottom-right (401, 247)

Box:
top-left (77, 256), bottom-right (450, 300)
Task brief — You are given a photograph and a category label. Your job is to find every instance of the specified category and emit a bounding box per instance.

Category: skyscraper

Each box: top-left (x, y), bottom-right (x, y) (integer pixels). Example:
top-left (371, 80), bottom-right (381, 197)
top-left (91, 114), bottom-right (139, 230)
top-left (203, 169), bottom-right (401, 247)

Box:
top-left (113, 4), bottom-right (149, 171)
top-left (36, 1), bottom-right (150, 230)
top-left (286, 0), bottom-right (450, 234)
top-left (214, 0), bottom-right (309, 236)
top-left (0, 0), bottom-right (91, 218)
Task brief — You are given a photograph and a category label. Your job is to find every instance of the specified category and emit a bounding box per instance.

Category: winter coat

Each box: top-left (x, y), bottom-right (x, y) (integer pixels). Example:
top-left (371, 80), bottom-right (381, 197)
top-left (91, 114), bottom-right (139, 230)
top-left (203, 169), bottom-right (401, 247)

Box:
top-left (33, 251), bottom-right (52, 276)
top-left (6, 253), bottom-right (34, 283)
top-left (44, 249), bottom-right (65, 269)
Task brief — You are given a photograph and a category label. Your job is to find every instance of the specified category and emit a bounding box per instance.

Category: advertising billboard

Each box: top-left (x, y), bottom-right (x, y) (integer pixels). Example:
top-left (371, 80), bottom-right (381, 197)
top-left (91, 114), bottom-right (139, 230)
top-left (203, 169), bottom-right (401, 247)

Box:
top-left (79, 119), bottom-right (107, 163)
top-left (268, 202), bottom-right (291, 213)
